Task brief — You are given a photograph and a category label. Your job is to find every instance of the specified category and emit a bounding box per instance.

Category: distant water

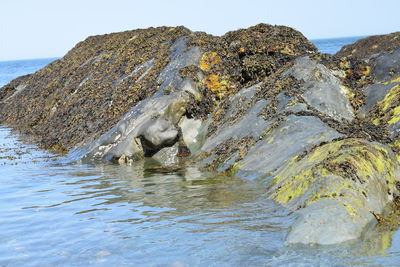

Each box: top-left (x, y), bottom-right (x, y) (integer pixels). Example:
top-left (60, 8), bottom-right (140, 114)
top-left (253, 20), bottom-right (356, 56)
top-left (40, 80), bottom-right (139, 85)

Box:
top-left (0, 36), bottom-right (363, 88)
top-left (1, 37), bottom-right (400, 266)
top-left (312, 36), bottom-right (366, 54)
top-left (0, 58), bottom-right (57, 87)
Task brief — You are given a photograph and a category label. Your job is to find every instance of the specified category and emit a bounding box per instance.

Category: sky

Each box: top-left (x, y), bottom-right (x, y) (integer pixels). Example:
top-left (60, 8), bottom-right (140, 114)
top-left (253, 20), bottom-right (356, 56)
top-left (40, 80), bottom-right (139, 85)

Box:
top-left (0, 0), bottom-right (398, 61)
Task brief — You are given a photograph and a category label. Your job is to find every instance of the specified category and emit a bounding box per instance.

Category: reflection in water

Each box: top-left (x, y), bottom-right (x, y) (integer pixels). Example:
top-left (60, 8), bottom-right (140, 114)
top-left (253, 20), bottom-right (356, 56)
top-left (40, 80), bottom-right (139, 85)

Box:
top-left (0, 126), bottom-right (399, 266)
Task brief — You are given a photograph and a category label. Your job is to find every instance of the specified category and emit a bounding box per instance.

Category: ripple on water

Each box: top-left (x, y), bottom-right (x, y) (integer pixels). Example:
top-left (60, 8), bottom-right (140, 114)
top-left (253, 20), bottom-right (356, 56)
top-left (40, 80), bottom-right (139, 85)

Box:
top-left (0, 126), bottom-right (399, 266)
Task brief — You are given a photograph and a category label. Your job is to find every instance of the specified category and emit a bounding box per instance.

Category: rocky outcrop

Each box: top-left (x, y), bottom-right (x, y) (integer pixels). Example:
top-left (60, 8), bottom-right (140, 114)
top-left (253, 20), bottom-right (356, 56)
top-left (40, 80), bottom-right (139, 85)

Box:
top-left (0, 24), bottom-right (315, 152)
top-left (336, 31), bottom-right (400, 59)
top-left (1, 24), bottom-right (400, 246)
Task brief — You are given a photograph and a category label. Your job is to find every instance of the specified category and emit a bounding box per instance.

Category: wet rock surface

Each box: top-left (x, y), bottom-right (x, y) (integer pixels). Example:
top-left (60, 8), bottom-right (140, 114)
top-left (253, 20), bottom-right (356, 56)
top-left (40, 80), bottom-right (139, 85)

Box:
top-left (1, 24), bottom-right (400, 246)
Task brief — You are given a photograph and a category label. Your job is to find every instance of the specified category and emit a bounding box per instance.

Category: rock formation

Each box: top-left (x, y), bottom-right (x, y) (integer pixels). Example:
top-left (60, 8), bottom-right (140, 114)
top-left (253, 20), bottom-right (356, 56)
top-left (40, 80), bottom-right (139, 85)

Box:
top-left (1, 24), bottom-right (400, 245)
top-left (336, 31), bottom-right (400, 59)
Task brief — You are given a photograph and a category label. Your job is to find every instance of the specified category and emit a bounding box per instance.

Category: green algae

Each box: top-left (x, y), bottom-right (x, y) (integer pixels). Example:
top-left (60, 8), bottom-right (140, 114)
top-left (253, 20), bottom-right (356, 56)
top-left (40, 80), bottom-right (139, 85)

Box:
top-left (269, 139), bottom-right (400, 216)
top-left (371, 84), bottom-right (400, 126)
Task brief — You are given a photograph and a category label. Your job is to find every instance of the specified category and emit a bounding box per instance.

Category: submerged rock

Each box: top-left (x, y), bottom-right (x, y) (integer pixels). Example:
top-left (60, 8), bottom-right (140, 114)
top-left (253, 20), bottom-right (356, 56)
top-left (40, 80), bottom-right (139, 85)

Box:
top-left (1, 25), bottom-right (400, 246)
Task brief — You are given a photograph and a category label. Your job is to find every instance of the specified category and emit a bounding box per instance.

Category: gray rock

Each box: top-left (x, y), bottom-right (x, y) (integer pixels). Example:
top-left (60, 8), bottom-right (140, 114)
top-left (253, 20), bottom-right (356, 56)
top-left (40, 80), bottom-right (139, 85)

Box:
top-left (362, 82), bottom-right (399, 113)
top-left (276, 93), bottom-right (309, 114)
top-left (69, 91), bottom-right (189, 162)
top-left (236, 115), bottom-right (343, 180)
top-left (276, 92), bottom-right (292, 113)
top-left (284, 56), bottom-right (354, 122)
top-left (179, 117), bottom-right (207, 154)
top-left (267, 139), bottom-right (400, 245)
top-left (63, 34), bottom-right (400, 248)
top-left (368, 48), bottom-right (400, 82)
top-left (156, 38), bottom-right (202, 96)
top-left (201, 83), bottom-right (271, 153)
top-left (69, 38), bottom-right (204, 162)
top-left (201, 99), bottom-right (271, 153)
top-left (152, 143), bottom-right (180, 165)
top-left (284, 102), bottom-right (309, 113)
top-left (286, 199), bottom-right (373, 245)
top-left (140, 118), bottom-right (178, 147)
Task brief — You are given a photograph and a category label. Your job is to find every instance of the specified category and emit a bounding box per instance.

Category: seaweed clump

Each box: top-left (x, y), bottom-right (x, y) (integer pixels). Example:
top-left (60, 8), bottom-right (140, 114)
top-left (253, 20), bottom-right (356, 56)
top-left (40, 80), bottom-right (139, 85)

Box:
top-left (336, 31), bottom-right (400, 59)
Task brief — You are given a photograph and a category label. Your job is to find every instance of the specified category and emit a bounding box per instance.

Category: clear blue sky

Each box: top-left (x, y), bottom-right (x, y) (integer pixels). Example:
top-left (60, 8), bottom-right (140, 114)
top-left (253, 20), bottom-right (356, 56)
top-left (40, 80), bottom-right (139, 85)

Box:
top-left (0, 0), bottom-right (398, 61)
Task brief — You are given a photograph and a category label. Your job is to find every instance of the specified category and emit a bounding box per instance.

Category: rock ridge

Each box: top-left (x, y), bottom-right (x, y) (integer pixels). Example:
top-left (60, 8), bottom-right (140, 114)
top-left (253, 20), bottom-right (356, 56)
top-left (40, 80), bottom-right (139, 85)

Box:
top-left (1, 24), bottom-right (400, 246)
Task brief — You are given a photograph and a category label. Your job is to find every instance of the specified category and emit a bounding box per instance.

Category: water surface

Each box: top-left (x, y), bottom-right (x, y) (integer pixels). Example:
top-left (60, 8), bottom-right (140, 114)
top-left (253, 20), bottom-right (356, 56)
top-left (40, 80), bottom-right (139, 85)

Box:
top-left (1, 127), bottom-right (400, 266)
top-left (0, 58), bottom-right (58, 87)
top-left (1, 37), bottom-right (400, 266)
top-left (312, 36), bottom-right (366, 54)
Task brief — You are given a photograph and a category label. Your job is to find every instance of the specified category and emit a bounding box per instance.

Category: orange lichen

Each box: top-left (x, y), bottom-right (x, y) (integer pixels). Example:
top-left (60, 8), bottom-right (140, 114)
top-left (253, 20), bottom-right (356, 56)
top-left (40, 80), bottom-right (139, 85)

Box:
top-left (204, 73), bottom-right (233, 99)
top-left (200, 52), bottom-right (221, 72)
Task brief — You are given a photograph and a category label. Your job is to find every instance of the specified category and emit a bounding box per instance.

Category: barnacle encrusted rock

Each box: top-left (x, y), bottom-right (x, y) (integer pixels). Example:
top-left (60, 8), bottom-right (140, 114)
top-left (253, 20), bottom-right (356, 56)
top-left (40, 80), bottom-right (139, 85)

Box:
top-left (1, 25), bottom-right (400, 246)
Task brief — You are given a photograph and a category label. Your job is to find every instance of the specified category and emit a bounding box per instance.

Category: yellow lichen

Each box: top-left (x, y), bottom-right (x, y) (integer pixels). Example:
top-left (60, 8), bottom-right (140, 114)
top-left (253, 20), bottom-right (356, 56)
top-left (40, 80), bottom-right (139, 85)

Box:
top-left (341, 85), bottom-right (355, 99)
top-left (382, 76), bottom-right (400, 85)
top-left (372, 84), bottom-right (400, 125)
top-left (265, 136), bottom-right (274, 144)
top-left (343, 203), bottom-right (358, 216)
top-left (381, 85), bottom-right (400, 111)
top-left (269, 139), bottom-right (399, 216)
top-left (274, 168), bottom-right (316, 205)
top-left (287, 99), bottom-right (298, 107)
top-left (199, 52), bottom-right (221, 72)
top-left (388, 106), bottom-right (400, 125)
top-left (372, 118), bottom-right (380, 126)
top-left (340, 60), bottom-right (350, 69)
top-left (361, 65), bottom-right (371, 76)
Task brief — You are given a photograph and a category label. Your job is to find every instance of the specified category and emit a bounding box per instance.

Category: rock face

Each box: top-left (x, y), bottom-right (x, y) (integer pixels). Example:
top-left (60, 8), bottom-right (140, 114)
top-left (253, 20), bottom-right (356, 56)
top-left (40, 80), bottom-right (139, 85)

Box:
top-left (1, 24), bottom-right (400, 246)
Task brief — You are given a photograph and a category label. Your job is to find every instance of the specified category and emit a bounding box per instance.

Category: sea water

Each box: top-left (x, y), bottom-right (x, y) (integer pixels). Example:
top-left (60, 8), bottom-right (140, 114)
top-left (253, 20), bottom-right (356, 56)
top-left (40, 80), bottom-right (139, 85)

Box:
top-left (312, 36), bottom-right (367, 55)
top-left (0, 37), bottom-right (399, 266)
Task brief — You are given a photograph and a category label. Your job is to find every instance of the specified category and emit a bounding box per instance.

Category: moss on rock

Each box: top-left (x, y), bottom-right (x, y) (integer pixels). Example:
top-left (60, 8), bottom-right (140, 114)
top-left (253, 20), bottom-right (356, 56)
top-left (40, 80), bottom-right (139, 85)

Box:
top-left (269, 139), bottom-right (399, 214)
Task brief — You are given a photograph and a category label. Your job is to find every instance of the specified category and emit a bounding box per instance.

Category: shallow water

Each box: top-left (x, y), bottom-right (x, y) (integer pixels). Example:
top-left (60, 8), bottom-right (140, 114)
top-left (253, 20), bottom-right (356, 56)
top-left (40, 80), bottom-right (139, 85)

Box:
top-left (1, 37), bottom-right (400, 266)
top-left (1, 127), bottom-right (400, 266)
top-left (0, 127), bottom-right (290, 266)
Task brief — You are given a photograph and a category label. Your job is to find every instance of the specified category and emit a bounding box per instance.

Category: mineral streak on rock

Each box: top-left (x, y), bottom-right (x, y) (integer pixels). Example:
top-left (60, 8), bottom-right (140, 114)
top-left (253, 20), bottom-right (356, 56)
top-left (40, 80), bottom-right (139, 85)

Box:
top-left (1, 24), bottom-right (400, 246)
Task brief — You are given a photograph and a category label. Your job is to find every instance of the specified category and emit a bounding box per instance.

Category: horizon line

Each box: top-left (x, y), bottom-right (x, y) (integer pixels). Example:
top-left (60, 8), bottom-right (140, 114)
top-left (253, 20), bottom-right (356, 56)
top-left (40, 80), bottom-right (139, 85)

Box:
top-left (0, 33), bottom-right (375, 62)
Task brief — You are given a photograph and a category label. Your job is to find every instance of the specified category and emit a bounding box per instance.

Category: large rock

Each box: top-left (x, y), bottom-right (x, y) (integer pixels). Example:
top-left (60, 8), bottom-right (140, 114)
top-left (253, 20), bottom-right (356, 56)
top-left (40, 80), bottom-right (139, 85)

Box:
top-left (0, 24), bottom-right (316, 152)
top-left (1, 25), bottom-right (400, 246)
top-left (268, 139), bottom-right (399, 245)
